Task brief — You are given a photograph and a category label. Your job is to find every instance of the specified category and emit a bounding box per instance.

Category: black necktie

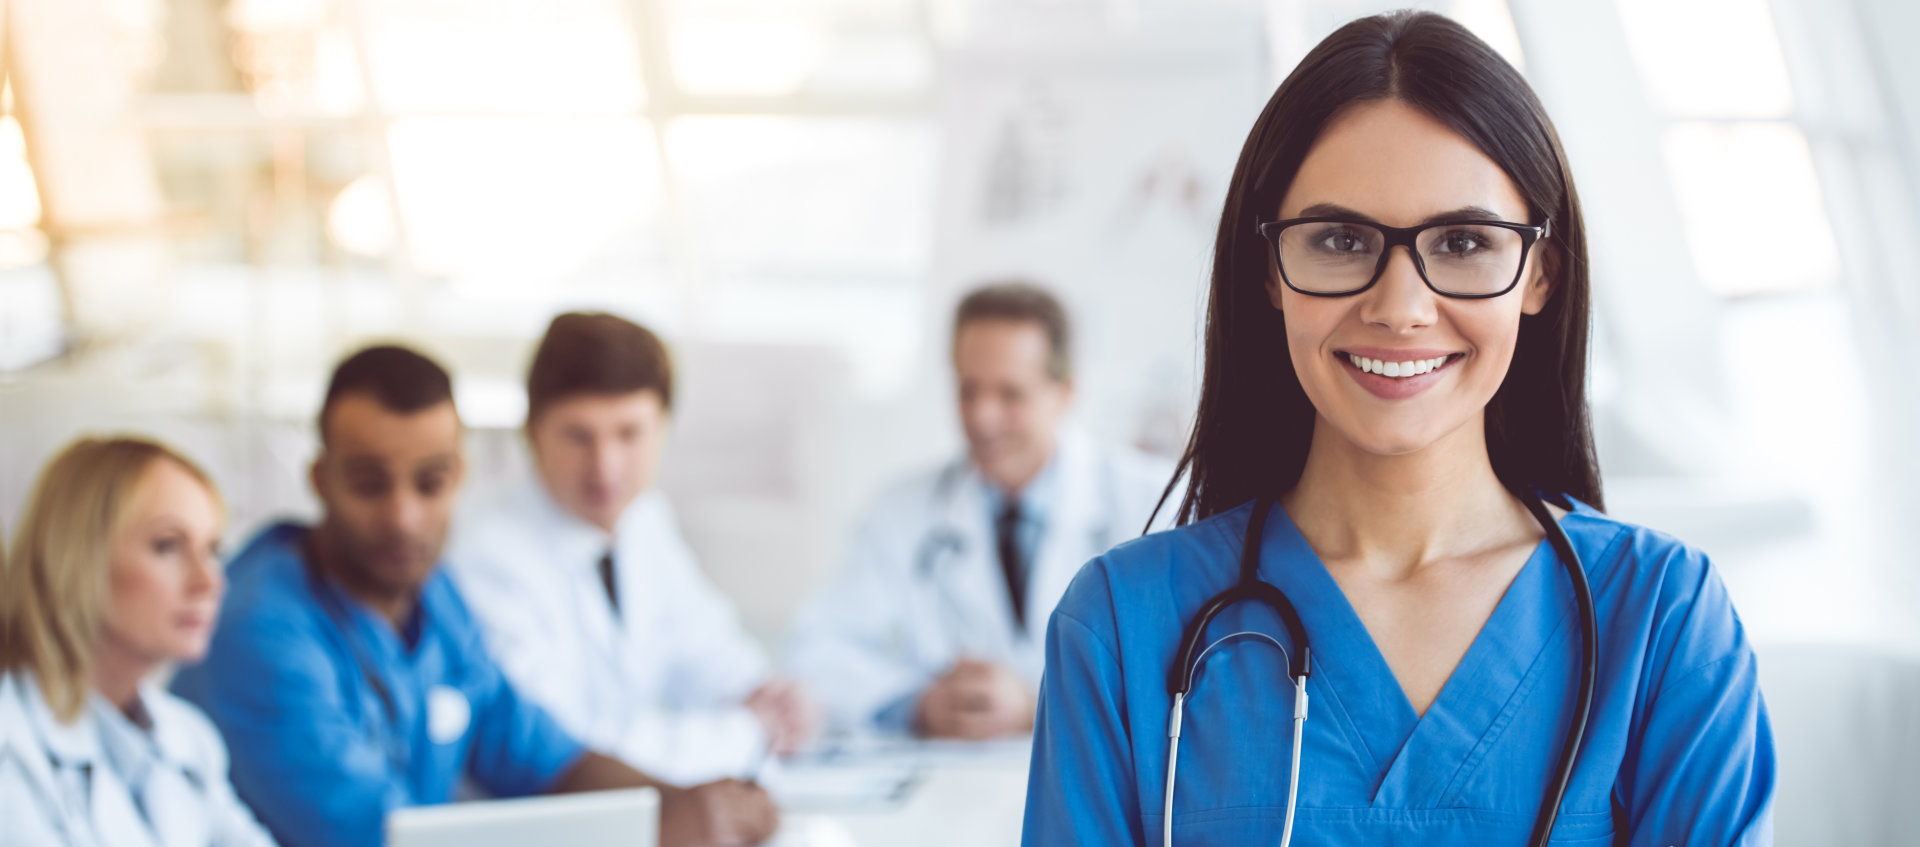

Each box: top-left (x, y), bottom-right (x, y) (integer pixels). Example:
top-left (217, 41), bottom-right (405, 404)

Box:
top-left (996, 499), bottom-right (1026, 627)
top-left (597, 549), bottom-right (620, 618)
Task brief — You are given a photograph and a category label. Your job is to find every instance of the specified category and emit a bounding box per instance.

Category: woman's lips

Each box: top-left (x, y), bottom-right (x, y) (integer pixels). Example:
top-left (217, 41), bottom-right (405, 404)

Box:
top-left (1335, 350), bottom-right (1462, 400)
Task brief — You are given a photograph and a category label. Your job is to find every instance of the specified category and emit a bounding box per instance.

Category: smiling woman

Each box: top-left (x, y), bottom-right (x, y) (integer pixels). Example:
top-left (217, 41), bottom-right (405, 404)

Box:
top-left (1024, 10), bottom-right (1774, 847)
top-left (1267, 98), bottom-right (1559, 460)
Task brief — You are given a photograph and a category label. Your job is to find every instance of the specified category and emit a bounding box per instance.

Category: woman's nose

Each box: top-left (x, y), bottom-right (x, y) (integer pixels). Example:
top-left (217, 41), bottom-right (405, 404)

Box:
top-left (1360, 247), bottom-right (1438, 332)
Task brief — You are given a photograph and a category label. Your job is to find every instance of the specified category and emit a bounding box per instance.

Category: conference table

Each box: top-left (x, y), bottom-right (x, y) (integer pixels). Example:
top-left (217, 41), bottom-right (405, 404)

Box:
top-left (768, 734), bottom-right (1033, 847)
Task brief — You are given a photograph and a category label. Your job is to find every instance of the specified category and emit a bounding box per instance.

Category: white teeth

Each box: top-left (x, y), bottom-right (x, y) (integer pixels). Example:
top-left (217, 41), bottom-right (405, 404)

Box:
top-left (1348, 354), bottom-right (1452, 378)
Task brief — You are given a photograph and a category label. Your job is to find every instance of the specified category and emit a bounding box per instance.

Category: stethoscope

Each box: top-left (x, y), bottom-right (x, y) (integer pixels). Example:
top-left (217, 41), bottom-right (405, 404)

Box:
top-left (1161, 491), bottom-right (1596, 847)
top-left (911, 459), bottom-right (1120, 581)
top-left (302, 544), bottom-right (415, 778)
top-left (912, 460), bottom-right (1121, 648)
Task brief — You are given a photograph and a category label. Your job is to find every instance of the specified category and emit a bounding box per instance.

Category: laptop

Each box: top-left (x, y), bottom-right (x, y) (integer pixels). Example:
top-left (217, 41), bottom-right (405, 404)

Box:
top-left (387, 787), bottom-right (659, 847)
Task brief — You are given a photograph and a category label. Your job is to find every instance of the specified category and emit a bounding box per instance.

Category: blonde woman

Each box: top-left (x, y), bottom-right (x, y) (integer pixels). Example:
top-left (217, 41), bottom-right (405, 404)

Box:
top-left (1, 437), bottom-right (275, 847)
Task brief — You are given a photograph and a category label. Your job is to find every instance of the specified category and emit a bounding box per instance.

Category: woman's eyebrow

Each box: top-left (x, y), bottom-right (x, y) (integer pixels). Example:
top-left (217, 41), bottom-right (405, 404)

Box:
top-left (140, 514), bottom-right (188, 535)
top-left (1294, 202), bottom-right (1515, 224)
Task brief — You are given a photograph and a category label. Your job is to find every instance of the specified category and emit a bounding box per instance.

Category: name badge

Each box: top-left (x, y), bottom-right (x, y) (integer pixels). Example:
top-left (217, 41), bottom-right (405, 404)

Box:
top-left (427, 685), bottom-right (471, 744)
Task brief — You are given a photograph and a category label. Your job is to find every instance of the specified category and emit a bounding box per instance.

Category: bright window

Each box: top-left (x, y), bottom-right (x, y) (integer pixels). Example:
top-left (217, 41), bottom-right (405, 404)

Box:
top-left (1663, 121), bottom-right (1840, 296)
top-left (1617, 0), bottom-right (1838, 297)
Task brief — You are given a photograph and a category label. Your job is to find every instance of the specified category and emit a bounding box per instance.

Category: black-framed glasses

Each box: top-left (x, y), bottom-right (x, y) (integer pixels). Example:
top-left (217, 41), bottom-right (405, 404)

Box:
top-left (1255, 216), bottom-right (1551, 299)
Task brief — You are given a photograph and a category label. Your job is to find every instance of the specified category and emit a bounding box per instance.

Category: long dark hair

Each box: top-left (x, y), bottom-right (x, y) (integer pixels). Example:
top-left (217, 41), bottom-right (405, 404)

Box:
top-left (1161, 10), bottom-right (1601, 525)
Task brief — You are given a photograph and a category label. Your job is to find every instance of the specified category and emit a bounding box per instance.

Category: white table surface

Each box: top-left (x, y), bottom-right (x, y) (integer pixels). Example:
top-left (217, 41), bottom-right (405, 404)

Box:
top-left (768, 736), bottom-right (1033, 847)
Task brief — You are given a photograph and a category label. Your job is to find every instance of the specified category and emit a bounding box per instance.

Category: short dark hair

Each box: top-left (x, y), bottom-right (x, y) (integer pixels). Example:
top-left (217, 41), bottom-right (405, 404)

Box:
top-left (526, 312), bottom-right (674, 421)
top-left (952, 282), bottom-right (1073, 383)
top-left (319, 345), bottom-right (457, 445)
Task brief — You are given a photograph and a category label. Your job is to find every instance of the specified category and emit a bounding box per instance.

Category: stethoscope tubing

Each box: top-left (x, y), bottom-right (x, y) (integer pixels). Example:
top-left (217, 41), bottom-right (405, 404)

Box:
top-left (1160, 491), bottom-right (1594, 847)
top-left (1521, 491), bottom-right (1598, 847)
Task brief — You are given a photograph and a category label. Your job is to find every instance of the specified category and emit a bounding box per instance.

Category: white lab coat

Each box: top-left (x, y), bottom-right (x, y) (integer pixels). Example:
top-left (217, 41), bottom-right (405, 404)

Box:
top-left (783, 431), bottom-right (1176, 729)
top-left (445, 477), bottom-right (770, 785)
top-left (0, 671), bottom-right (276, 847)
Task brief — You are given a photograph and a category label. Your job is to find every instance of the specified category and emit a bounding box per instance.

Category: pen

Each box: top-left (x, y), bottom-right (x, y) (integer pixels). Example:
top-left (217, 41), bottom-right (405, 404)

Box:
top-left (748, 742), bottom-right (778, 785)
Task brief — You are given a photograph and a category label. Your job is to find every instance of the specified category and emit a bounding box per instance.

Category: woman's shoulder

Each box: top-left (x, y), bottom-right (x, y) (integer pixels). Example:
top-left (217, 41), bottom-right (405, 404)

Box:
top-left (0, 671), bottom-right (43, 748)
top-left (1106, 502), bottom-right (1250, 570)
top-left (1052, 502), bottom-right (1251, 627)
top-left (1556, 496), bottom-right (1757, 686)
top-left (1555, 495), bottom-right (1719, 594)
top-left (0, 674), bottom-right (82, 844)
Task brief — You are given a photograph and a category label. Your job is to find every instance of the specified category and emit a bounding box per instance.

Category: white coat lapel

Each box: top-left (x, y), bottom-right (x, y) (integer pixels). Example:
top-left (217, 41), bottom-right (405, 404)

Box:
top-left (88, 765), bottom-right (160, 847)
top-left (21, 676), bottom-right (146, 847)
top-left (532, 483), bottom-right (630, 710)
top-left (928, 460), bottom-right (1019, 663)
top-left (140, 767), bottom-right (206, 847)
top-left (1025, 434), bottom-right (1105, 651)
top-left (8, 677), bottom-right (75, 835)
top-left (52, 701), bottom-right (157, 847)
top-left (138, 697), bottom-right (211, 847)
top-left (610, 499), bottom-right (669, 707)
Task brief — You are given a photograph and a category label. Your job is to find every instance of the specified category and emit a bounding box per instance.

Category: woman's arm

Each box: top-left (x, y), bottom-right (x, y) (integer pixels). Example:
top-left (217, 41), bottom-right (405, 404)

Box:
top-left (1618, 554), bottom-right (1776, 845)
top-left (1023, 563), bottom-right (1145, 847)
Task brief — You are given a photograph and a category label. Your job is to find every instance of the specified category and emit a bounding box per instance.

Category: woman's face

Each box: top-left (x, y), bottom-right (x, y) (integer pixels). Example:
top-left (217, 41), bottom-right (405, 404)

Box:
top-left (1269, 98), bottom-right (1553, 459)
top-left (100, 459), bottom-right (227, 669)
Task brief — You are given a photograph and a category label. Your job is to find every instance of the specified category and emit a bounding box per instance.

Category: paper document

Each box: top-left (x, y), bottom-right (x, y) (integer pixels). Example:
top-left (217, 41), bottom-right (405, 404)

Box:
top-left (760, 761), bottom-right (922, 813)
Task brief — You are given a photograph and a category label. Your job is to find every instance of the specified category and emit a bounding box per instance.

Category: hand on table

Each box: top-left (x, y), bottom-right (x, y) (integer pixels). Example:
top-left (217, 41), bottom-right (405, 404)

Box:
top-left (660, 778), bottom-right (778, 847)
top-left (745, 678), bottom-right (822, 755)
top-left (914, 659), bottom-right (1036, 740)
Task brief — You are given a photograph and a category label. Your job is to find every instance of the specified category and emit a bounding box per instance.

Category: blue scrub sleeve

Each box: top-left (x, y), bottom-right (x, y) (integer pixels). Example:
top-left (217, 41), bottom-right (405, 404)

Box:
top-left (1619, 556), bottom-right (1777, 845)
top-left (183, 615), bottom-right (405, 847)
top-left (872, 691), bottom-right (921, 733)
top-left (1023, 564), bottom-right (1146, 847)
top-left (460, 641), bottom-right (587, 798)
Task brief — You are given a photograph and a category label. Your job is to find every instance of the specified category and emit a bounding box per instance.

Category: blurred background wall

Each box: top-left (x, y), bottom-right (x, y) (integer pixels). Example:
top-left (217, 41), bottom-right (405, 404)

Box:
top-left (2, 0), bottom-right (1917, 840)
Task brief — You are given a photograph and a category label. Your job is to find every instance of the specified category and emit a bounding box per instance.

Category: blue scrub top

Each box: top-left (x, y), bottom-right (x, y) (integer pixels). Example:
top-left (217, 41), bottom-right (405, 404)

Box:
top-left (1023, 498), bottom-right (1775, 846)
top-left (172, 522), bottom-right (586, 847)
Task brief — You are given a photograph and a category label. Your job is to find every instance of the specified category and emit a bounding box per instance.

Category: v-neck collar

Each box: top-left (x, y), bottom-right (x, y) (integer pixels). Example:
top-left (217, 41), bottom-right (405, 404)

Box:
top-left (1243, 501), bottom-right (1572, 807)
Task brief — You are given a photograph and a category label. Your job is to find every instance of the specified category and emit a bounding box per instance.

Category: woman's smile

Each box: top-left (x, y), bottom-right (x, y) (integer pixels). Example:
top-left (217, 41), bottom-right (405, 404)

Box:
top-left (1333, 347), bottom-right (1466, 400)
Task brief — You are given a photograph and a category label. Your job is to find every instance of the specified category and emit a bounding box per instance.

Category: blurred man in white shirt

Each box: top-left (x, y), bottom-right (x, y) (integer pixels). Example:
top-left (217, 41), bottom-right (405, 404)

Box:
top-left (448, 312), bottom-right (817, 784)
top-left (785, 283), bottom-right (1173, 739)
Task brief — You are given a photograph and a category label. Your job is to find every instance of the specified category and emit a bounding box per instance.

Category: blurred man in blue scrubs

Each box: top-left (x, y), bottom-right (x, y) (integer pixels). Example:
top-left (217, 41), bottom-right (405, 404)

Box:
top-left (448, 313), bottom-right (818, 784)
top-left (172, 345), bottom-right (777, 847)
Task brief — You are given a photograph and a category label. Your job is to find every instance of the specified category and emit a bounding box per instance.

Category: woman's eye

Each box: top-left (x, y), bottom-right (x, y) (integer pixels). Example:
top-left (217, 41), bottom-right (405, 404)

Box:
top-left (1319, 231), bottom-right (1368, 253)
top-left (1438, 231), bottom-right (1487, 254)
top-left (152, 537), bottom-right (180, 556)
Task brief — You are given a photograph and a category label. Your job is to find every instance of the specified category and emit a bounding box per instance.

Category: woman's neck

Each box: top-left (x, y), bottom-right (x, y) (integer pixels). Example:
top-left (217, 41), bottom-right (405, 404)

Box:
top-left (91, 643), bottom-right (153, 717)
top-left (1280, 413), bottom-right (1533, 578)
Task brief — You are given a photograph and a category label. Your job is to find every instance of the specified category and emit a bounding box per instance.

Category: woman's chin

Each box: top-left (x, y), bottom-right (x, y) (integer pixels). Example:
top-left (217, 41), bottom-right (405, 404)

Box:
top-left (168, 637), bottom-right (214, 667)
top-left (1328, 418), bottom-right (1465, 460)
